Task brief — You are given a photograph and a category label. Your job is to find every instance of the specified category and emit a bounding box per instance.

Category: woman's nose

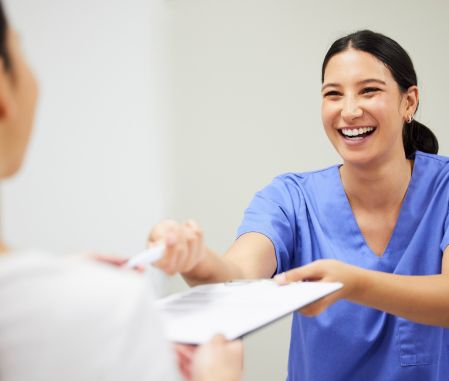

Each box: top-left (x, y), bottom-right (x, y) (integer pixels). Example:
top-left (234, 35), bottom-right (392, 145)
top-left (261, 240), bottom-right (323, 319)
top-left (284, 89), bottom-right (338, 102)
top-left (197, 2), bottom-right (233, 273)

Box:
top-left (341, 97), bottom-right (363, 120)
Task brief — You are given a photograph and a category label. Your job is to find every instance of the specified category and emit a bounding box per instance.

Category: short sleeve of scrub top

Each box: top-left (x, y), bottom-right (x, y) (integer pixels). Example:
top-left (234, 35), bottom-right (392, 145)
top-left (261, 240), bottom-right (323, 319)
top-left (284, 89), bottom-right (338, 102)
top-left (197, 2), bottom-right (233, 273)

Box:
top-left (440, 202), bottom-right (449, 253)
top-left (237, 173), bottom-right (306, 274)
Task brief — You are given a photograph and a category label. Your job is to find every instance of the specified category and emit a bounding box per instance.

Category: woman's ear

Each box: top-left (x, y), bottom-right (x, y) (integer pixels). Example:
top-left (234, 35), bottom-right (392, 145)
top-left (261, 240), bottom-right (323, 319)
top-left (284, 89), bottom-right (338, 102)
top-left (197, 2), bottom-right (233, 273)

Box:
top-left (0, 57), bottom-right (16, 121)
top-left (405, 85), bottom-right (419, 118)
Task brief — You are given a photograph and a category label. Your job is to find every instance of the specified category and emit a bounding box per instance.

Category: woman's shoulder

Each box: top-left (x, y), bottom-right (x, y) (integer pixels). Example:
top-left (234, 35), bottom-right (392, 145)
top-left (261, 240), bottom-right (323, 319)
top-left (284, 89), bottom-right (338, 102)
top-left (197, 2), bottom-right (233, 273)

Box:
top-left (415, 151), bottom-right (449, 164)
top-left (254, 165), bottom-right (339, 205)
top-left (415, 151), bottom-right (449, 179)
top-left (272, 164), bottom-right (340, 189)
top-left (411, 152), bottom-right (449, 199)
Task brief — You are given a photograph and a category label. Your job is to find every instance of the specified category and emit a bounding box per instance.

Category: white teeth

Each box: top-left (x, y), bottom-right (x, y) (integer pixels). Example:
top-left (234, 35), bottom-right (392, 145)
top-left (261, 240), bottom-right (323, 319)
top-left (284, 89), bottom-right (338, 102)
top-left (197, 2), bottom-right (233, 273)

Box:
top-left (341, 127), bottom-right (374, 137)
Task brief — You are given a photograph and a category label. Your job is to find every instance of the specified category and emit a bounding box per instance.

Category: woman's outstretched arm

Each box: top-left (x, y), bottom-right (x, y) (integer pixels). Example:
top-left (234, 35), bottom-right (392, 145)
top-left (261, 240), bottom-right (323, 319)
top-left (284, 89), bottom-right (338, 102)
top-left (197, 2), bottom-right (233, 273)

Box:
top-left (149, 220), bottom-right (277, 285)
top-left (276, 247), bottom-right (449, 327)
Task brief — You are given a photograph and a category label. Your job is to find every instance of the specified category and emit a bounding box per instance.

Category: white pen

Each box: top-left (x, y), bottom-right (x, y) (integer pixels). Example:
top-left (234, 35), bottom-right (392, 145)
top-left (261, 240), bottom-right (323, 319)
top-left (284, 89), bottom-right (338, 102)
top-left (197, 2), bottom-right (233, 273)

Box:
top-left (126, 244), bottom-right (165, 268)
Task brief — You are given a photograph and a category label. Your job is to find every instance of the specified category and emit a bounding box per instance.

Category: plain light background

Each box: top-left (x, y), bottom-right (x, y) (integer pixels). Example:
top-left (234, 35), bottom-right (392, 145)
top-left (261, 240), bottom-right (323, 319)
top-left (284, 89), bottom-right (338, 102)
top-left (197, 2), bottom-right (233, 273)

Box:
top-left (2, 0), bottom-right (172, 258)
top-left (2, 1), bottom-right (449, 381)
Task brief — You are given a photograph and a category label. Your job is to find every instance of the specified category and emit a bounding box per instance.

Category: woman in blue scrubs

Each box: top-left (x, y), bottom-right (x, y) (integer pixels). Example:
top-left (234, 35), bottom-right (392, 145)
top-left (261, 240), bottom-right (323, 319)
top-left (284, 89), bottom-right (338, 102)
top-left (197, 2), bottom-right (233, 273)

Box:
top-left (150, 30), bottom-right (449, 380)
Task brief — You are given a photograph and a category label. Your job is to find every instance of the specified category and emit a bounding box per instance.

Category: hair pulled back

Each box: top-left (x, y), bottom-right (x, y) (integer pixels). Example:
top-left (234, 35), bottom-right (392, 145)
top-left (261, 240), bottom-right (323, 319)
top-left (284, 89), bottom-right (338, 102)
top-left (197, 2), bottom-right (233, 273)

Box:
top-left (322, 30), bottom-right (438, 159)
top-left (0, 2), bottom-right (10, 71)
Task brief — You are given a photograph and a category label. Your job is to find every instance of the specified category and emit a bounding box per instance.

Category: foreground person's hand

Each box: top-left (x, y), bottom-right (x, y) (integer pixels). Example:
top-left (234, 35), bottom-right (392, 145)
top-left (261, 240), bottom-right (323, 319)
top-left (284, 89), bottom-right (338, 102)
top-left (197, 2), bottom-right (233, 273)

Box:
top-left (191, 335), bottom-right (243, 381)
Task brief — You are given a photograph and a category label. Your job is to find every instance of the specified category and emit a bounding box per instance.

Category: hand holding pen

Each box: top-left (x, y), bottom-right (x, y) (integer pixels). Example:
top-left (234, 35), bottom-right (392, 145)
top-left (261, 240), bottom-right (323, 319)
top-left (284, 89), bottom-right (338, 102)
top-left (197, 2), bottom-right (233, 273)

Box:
top-left (146, 219), bottom-right (208, 275)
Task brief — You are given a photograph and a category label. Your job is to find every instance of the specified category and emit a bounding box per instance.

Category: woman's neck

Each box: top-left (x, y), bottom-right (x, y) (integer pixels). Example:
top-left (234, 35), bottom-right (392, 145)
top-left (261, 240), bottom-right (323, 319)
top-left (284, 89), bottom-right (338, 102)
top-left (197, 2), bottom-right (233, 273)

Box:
top-left (340, 153), bottom-right (413, 212)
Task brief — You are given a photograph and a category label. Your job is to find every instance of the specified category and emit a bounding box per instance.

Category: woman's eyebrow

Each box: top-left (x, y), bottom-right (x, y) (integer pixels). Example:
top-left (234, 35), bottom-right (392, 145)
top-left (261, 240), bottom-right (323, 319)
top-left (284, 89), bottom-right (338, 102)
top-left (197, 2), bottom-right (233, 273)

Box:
top-left (357, 78), bottom-right (386, 86)
top-left (322, 78), bottom-right (387, 92)
top-left (321, 83), bottom-right (339, 92)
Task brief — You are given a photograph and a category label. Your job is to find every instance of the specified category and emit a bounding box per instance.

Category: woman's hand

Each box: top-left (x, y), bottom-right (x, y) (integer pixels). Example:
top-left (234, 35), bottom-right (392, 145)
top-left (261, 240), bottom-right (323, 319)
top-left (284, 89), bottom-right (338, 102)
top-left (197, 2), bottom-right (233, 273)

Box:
top-left (148, 219), bottom-right (207, 275)
top-left (174, 336), bottom-right (243, 381)
top-left (191, 335), bottom-right (243, 381)
top-left (174, 343), bottom-right (197, 381)
top-left (274, 259), bottom-right (362, 316)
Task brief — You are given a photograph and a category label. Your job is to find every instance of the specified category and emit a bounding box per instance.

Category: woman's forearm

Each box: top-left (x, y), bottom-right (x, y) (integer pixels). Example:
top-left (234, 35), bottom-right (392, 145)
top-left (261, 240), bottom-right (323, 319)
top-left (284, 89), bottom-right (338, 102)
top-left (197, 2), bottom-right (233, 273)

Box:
top-left (182, 247), bottom-right (245, 286)
top-left (351, 268), bottom-right (449, 327)
top-left (182, 233), bottom-right (277, 286)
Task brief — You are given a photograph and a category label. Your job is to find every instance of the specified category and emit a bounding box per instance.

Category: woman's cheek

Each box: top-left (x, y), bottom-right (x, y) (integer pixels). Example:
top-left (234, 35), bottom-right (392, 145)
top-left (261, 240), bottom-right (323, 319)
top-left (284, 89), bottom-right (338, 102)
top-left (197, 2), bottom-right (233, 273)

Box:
top-left (321, 102), bottom-right (338, 128)
top-left (363, 96), bottom-right (389, 123)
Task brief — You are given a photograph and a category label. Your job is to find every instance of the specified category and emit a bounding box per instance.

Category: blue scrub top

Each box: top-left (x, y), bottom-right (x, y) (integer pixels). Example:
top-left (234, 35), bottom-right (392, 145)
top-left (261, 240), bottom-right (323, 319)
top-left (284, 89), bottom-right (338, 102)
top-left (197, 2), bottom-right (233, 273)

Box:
top-left (237, 152), bottom-right (449, 381)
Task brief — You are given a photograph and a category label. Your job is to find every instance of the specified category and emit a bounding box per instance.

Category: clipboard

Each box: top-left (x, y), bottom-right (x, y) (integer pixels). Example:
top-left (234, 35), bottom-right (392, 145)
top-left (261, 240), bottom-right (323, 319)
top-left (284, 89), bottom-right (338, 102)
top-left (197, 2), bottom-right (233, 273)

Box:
top-left (155, 280), bottom-right (342, 344)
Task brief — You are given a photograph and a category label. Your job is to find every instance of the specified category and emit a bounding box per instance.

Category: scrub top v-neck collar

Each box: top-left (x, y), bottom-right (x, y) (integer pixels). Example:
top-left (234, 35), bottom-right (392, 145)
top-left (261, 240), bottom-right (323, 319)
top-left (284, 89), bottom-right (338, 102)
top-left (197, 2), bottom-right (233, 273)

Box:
top-left (329, 154), bottom-right (420, 268)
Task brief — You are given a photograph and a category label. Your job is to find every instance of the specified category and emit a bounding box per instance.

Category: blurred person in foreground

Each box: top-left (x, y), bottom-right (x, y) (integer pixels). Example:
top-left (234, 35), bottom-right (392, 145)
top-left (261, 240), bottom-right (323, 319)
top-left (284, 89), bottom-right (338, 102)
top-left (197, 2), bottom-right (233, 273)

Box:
top-left (0, 2), bottom-right (242, 380)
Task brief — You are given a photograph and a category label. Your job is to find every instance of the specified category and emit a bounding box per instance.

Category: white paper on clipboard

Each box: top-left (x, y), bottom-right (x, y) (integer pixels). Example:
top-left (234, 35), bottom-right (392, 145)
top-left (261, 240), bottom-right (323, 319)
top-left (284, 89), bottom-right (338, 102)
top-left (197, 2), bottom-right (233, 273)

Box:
top-left (155, 280), bottom-right (342, 344)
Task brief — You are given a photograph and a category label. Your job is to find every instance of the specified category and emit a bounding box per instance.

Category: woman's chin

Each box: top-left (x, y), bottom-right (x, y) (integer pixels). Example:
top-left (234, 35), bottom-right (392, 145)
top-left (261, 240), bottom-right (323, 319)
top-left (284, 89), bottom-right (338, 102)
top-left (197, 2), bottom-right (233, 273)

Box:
top-left (338, 148), bottom-right (378, 168)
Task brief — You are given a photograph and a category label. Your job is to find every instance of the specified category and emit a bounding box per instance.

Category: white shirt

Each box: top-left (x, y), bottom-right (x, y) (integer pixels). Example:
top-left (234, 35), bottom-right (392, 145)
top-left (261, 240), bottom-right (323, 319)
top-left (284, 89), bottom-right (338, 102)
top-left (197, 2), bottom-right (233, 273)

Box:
top-left (0, 253), bottom-right (177, 381)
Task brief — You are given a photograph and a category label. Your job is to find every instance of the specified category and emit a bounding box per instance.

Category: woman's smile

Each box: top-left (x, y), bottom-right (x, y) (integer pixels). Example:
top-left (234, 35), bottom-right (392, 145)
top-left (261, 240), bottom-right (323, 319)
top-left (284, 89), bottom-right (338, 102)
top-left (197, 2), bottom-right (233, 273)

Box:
top-left (338, 126), bottom-right (377, 145)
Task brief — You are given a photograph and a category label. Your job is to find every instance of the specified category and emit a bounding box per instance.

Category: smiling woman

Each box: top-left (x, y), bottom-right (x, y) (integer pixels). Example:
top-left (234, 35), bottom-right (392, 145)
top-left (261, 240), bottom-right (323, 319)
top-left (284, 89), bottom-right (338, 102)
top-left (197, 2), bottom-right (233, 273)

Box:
top-left (321, 29), bottom-right (438, 161)
top-left (148, 29), bottom-right (449, 381)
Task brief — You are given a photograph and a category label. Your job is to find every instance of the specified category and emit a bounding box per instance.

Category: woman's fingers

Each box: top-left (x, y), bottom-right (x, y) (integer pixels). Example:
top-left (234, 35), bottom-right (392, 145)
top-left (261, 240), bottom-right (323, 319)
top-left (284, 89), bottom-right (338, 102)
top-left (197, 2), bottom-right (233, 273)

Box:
top-left (299, 292), bottom-right (341, 316)
top-left (274, 259), bottom-right (347, 316)
top-left (148, 219), bottom-right (177, 244)
top-left (226, 339), bottom-right (244, 370)
top-left (174, 344), bottom-right (198, 381)
top-left (148, 219), bottom-right (206, 275)
top-left (191, 335), bottom-right (244, 381)
top-left (274, 261), bottom-right (326, 284)
top-left (184, 220), bottom-right (204, 271)
top-left (89, 253), bottom-right (127, 267)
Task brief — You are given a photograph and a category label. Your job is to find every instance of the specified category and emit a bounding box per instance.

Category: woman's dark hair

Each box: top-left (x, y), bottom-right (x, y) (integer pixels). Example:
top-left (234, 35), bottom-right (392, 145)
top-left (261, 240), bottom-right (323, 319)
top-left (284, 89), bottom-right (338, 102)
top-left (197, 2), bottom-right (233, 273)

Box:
top-left (321, 30), bottom-right (438, 159)
top-left (0, 1), bottom-right (10, 71)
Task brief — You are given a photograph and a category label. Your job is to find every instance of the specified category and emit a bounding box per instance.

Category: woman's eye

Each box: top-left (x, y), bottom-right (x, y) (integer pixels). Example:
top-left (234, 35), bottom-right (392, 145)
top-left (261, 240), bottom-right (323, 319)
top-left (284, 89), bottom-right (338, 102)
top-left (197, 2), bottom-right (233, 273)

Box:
top-left (323, 91), bottom-right (341, 97)
top-left (361, 87), bottom-right (379, 94)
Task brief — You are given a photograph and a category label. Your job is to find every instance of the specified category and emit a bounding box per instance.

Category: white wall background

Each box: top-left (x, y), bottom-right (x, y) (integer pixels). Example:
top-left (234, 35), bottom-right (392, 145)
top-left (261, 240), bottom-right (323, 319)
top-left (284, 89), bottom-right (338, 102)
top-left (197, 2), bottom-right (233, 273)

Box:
top-left (2, 1), bottom-right (449, 381)
top-left (166, 1), bottom-right (449, 380)
top-left (2, 0), bottom-right (171, 258)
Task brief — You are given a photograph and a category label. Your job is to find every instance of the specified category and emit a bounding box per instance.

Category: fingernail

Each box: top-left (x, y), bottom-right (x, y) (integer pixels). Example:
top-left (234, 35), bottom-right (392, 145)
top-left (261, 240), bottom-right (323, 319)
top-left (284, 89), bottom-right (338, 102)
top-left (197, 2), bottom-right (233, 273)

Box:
top-left (274, 273), bottom-right (288, 285)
